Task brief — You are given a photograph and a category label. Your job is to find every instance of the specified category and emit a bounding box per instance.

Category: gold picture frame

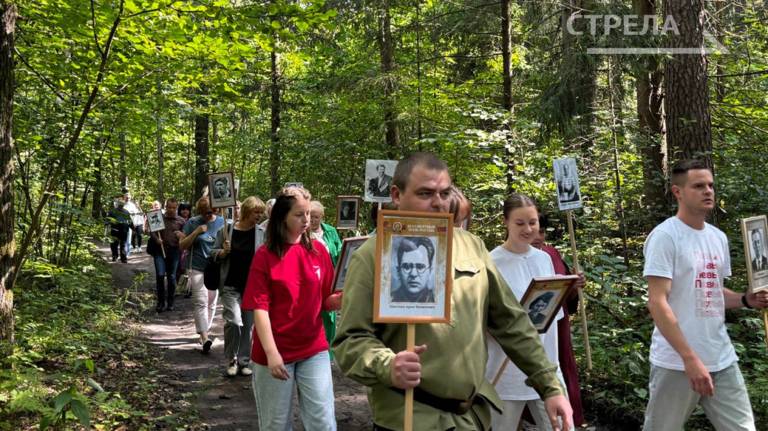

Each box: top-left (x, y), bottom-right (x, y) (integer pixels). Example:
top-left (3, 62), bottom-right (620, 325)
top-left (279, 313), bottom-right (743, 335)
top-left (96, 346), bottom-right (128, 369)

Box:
top-left (373, 210), bottom-right (453, 323)
top-left (519, 275), bottom-right (579, 333)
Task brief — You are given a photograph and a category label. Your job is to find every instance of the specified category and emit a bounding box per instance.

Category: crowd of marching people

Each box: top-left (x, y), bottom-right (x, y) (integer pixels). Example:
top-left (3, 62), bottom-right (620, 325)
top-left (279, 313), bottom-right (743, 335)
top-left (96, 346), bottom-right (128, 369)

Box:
top-left (104, 152), bottom-right (768, 431)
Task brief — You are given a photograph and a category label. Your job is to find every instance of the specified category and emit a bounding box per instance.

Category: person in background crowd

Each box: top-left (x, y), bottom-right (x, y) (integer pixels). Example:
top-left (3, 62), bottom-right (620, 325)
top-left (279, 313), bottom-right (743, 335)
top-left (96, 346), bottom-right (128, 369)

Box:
top-left (485, 193), bottom-right (576, 431)
top-left (531, 214), bottom-right (586, 428)
top-left (176, 202), bottom-right (193, 290)
top-left (309, 200), bottom-right (343, 358)
top-left (259, 198), bottom-right (276, 230)
top-left (180, 197), bottom-right (225, 353)
top-left (212, 196), bottom-right (267, 377)
top-left (123, 192), bottom-right (141, 257)
top-left (242, 186), bottom-right (342, 430)
top-left (334, 153), bottom-right (572, 431)
top-left (108, 197), bottom-right (131, 263)
top-left (147, 198), bottom-right (186, 313)
top-left (643, 159), bottom-right (768, 430)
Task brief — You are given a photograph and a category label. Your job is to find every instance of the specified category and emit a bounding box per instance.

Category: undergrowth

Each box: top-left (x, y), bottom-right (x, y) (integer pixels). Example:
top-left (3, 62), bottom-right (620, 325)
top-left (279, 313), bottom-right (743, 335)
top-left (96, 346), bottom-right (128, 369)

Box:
top-left (0, 242), bottom-right (197, 430)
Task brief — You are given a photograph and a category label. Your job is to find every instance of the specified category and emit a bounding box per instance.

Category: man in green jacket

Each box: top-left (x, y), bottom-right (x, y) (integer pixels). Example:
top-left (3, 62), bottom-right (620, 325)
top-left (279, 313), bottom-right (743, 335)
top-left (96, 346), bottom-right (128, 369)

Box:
top-left (334, 152), bottom-right (572, 431)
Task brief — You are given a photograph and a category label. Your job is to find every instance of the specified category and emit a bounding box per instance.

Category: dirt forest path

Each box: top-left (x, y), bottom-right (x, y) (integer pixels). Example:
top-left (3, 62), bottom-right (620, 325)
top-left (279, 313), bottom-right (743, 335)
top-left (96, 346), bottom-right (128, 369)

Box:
top-left (96, 242), bottom-right (372, 430)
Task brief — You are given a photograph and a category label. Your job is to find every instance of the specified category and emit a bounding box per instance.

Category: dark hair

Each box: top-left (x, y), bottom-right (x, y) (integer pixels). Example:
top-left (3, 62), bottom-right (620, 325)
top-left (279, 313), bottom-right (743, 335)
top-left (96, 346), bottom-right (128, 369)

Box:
top-left (266, 186), bottom-right (314, 258)
top-left (396, 237), bottom-right (435, 267)
top-left (377, 163), bottom-right (386, 170)
top-left (670, 159), bottom-right (711, 187)
top-left (393, 152), bottom-right (449, 192)
top-left (178, 202), bottom-right (192, 215)
top-left (502, 193), bottom-right (537, 220)
top-left (531, 291), bottom-right (555, 308)
top-left (164, 197), bottom-right (178, 207)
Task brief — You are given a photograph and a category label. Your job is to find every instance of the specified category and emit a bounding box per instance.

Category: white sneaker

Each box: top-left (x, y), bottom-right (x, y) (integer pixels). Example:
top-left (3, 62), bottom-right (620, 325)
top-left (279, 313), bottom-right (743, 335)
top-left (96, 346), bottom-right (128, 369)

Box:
top-left (239, 364), bottom-right (252, 376)
top-left (226, 360), bottom-right (238, 377)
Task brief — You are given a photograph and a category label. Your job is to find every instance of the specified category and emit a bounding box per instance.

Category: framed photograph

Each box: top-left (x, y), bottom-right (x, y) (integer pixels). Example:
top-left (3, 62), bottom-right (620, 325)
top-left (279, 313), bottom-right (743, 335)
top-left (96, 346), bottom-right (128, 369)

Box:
top-left (520, 275), bottom-right (578, 333)
top-left (553, 157), bottom-right (582, 211)
top-left (373, 210), bottom-right (453, 323)
top-left (741, 215), bottom-right (768, 293)
top-left (364, 159), bottom-right (398, 203)
top-left (284, 182), bottom-right (303, 189)
top-left (209, 172), bottom-right (237, 209)
top-left (146, 209), bottom-right (165, 233)
top-left (336, 196), bottom-right (360, 230)
top-left (332, 236), bottom-right (370, 292)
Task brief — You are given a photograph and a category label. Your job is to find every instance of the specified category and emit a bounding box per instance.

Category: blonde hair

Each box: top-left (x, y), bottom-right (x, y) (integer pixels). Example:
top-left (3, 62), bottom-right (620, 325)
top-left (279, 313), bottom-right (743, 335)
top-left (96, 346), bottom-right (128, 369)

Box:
top-left (240, 196), bottom-right (266, 220)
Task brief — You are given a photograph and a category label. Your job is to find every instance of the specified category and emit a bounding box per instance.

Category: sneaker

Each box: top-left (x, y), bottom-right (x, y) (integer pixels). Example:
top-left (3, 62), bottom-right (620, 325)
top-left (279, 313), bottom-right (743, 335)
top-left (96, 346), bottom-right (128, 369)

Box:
top-left (238, 364), bottom-right (252, 376)
top-left (202, 338), bottom-right (213, 354)
top-left (226, 360), bottom-right (238, 377)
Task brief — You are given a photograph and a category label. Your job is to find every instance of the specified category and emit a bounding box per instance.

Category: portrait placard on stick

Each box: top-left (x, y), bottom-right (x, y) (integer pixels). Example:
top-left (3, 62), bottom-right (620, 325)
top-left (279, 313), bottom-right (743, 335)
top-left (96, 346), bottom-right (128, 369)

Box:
top-left (553, 157), bottom-right (582, 211)
top-left (742, 215), bottom-right (768, 293)
top-left (336, 196), bottom-right (361, 230)
top-left (208, 172), bottom-right (236, 209)
top-left (284, 182), bottom-right (303, 189)
top-left (520, 275), bottom-right (578, 333)
top-left (332, 236), bottom-right (370, 292)
top-left (374, 210), bottom-right (453, 323)
top-left (364, 159), bottom-right (398, 203)
top-left (146, 209), bottom-right (165, 233)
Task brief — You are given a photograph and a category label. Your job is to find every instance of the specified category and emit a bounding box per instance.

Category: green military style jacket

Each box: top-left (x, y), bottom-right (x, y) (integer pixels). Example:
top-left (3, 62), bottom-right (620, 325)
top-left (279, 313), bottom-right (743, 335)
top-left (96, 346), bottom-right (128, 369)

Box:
top-left (334, 229), bottom-right (564, 430)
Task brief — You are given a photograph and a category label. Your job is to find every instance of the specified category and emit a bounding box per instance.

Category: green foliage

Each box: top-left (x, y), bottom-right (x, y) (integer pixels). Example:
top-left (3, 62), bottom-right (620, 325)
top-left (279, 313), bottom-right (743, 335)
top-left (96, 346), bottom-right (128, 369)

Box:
top-left (0, 245), bottom-right (186, 429)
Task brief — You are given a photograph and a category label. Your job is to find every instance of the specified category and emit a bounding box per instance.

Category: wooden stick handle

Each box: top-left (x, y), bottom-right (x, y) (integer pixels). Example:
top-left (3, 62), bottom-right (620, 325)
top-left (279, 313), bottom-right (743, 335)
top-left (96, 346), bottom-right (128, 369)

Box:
top-left (763, 310), bottom-right (768, 349)
top-left (492, 358), bottom-right (510, 386)
top-left (404, 324), bottom-right (415, 431)
top-left (567, 211), bottom-right (592, 370)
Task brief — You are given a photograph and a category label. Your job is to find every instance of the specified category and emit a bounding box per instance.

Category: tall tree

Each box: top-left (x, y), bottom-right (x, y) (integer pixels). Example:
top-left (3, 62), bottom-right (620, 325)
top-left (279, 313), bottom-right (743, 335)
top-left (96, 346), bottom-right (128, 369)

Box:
top-left (635, 0), bottom-right (667, 219)
top-left (270, 50), bottom-right (281, 196)
top-left (194, 113), bottom-right (210, 200)
top-left (664, 0), bottom-right (712, 166)
top-left (0, 0), bottom-right (16, 354)
top-left (501, 0), bottom-right (515, 192)
top-left (378, 0), bottom-right (399, 155)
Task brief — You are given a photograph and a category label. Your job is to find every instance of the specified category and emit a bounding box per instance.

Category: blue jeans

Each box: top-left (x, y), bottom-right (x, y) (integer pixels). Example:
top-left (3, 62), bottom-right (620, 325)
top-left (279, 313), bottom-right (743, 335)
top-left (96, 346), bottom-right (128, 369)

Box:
top-left (220, 285), bottom-right (253, 365)
top-left (153, 247), bottom-right (180, 307)
top-left (251, 350), bottom-right (336, 431)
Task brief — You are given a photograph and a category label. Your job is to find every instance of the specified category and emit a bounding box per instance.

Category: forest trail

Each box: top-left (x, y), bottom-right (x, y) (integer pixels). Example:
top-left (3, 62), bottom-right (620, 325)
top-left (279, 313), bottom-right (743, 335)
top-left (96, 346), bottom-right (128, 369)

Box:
top-left (96, 241), bottom-right (372, 430)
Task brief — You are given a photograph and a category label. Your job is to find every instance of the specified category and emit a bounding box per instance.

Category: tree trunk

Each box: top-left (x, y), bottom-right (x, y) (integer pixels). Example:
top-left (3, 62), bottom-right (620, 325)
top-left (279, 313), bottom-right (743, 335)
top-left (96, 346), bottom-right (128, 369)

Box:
top-left (194, 114), bottom-right (210, 200)
top-left (269, 50), bottom-right (281, 196)
top-left (156, 106), bottom-right (164, 202)
top-left (0, 1), bottom-right (16, 354)
top-left (501, 0), bottom-right (515, 193)
top-left (378, 0), bottom-right (399, 157)
top-left (562, 0), bottom-right (597, 152)
top-left (119, 131), bottom-right (127, 191)
top-left (664, 0), bottom-right (712, 167)
top-left (634, 0), bottom-right (667, 220)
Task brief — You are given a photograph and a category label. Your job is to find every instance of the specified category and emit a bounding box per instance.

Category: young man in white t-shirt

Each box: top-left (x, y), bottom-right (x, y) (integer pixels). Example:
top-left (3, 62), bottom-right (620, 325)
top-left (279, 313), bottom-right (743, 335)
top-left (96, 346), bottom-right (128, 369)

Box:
top-left (643, 159), bottom-right (768, 430)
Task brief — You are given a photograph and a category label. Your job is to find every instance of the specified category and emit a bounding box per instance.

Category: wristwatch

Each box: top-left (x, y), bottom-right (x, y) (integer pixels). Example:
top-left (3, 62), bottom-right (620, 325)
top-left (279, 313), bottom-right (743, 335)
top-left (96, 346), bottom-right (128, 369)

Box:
top-left (741, 294), bottom-right (754, 309)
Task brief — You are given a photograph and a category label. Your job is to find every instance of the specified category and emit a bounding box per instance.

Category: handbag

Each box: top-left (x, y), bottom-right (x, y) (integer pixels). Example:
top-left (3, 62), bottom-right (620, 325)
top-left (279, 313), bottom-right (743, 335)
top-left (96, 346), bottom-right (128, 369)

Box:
top-left (204, 256), bottom-right (220, 291)
top-left (203, 222), bottom-right (232, 291)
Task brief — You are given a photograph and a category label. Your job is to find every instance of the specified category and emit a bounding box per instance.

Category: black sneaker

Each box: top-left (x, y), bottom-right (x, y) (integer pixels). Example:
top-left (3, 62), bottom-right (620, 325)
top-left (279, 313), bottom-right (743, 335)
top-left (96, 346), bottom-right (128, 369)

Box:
top-left (202, 339), bottom-right (213, 354)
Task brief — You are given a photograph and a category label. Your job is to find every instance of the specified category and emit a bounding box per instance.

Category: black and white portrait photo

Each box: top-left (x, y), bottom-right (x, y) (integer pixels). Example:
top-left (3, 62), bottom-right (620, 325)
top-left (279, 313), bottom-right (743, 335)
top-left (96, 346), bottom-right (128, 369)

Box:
top-left (146, 209), bottom-right (165, 233)
top-left (553, 157), bottom-right (582, 211)
top-left (284, 182), bottom-right (304, 189)
top-left (390, 236), bottom-right (437, 303)
top-left (208, 172), bottom-right (237, 209)
top-left (336, 196), bottom-right (360, 230)
top-left (527, 291), bottom-right (554, 325)
top-left (374, 210), bottom-right (453, 323)
top-left (750, 228), bottom-right (768, 272)
top-left (333, 236), bottom-right (369, 291)
top-left (742, 216), bottom-right (768, 293)
top-left (364, 159), bottom-right (398, 202)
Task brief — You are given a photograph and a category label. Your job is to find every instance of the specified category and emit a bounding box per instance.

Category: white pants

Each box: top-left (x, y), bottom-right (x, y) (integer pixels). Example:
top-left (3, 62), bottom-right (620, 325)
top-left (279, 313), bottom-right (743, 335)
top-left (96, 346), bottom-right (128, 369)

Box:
top-left (190, 269), bottom-right (218, 334)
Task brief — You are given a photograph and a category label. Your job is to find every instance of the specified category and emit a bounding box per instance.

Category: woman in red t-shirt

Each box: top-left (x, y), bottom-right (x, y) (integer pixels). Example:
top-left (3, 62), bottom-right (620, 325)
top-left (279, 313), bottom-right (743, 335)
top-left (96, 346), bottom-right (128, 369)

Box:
top-left (242, 186), bottom-right (342, 430)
